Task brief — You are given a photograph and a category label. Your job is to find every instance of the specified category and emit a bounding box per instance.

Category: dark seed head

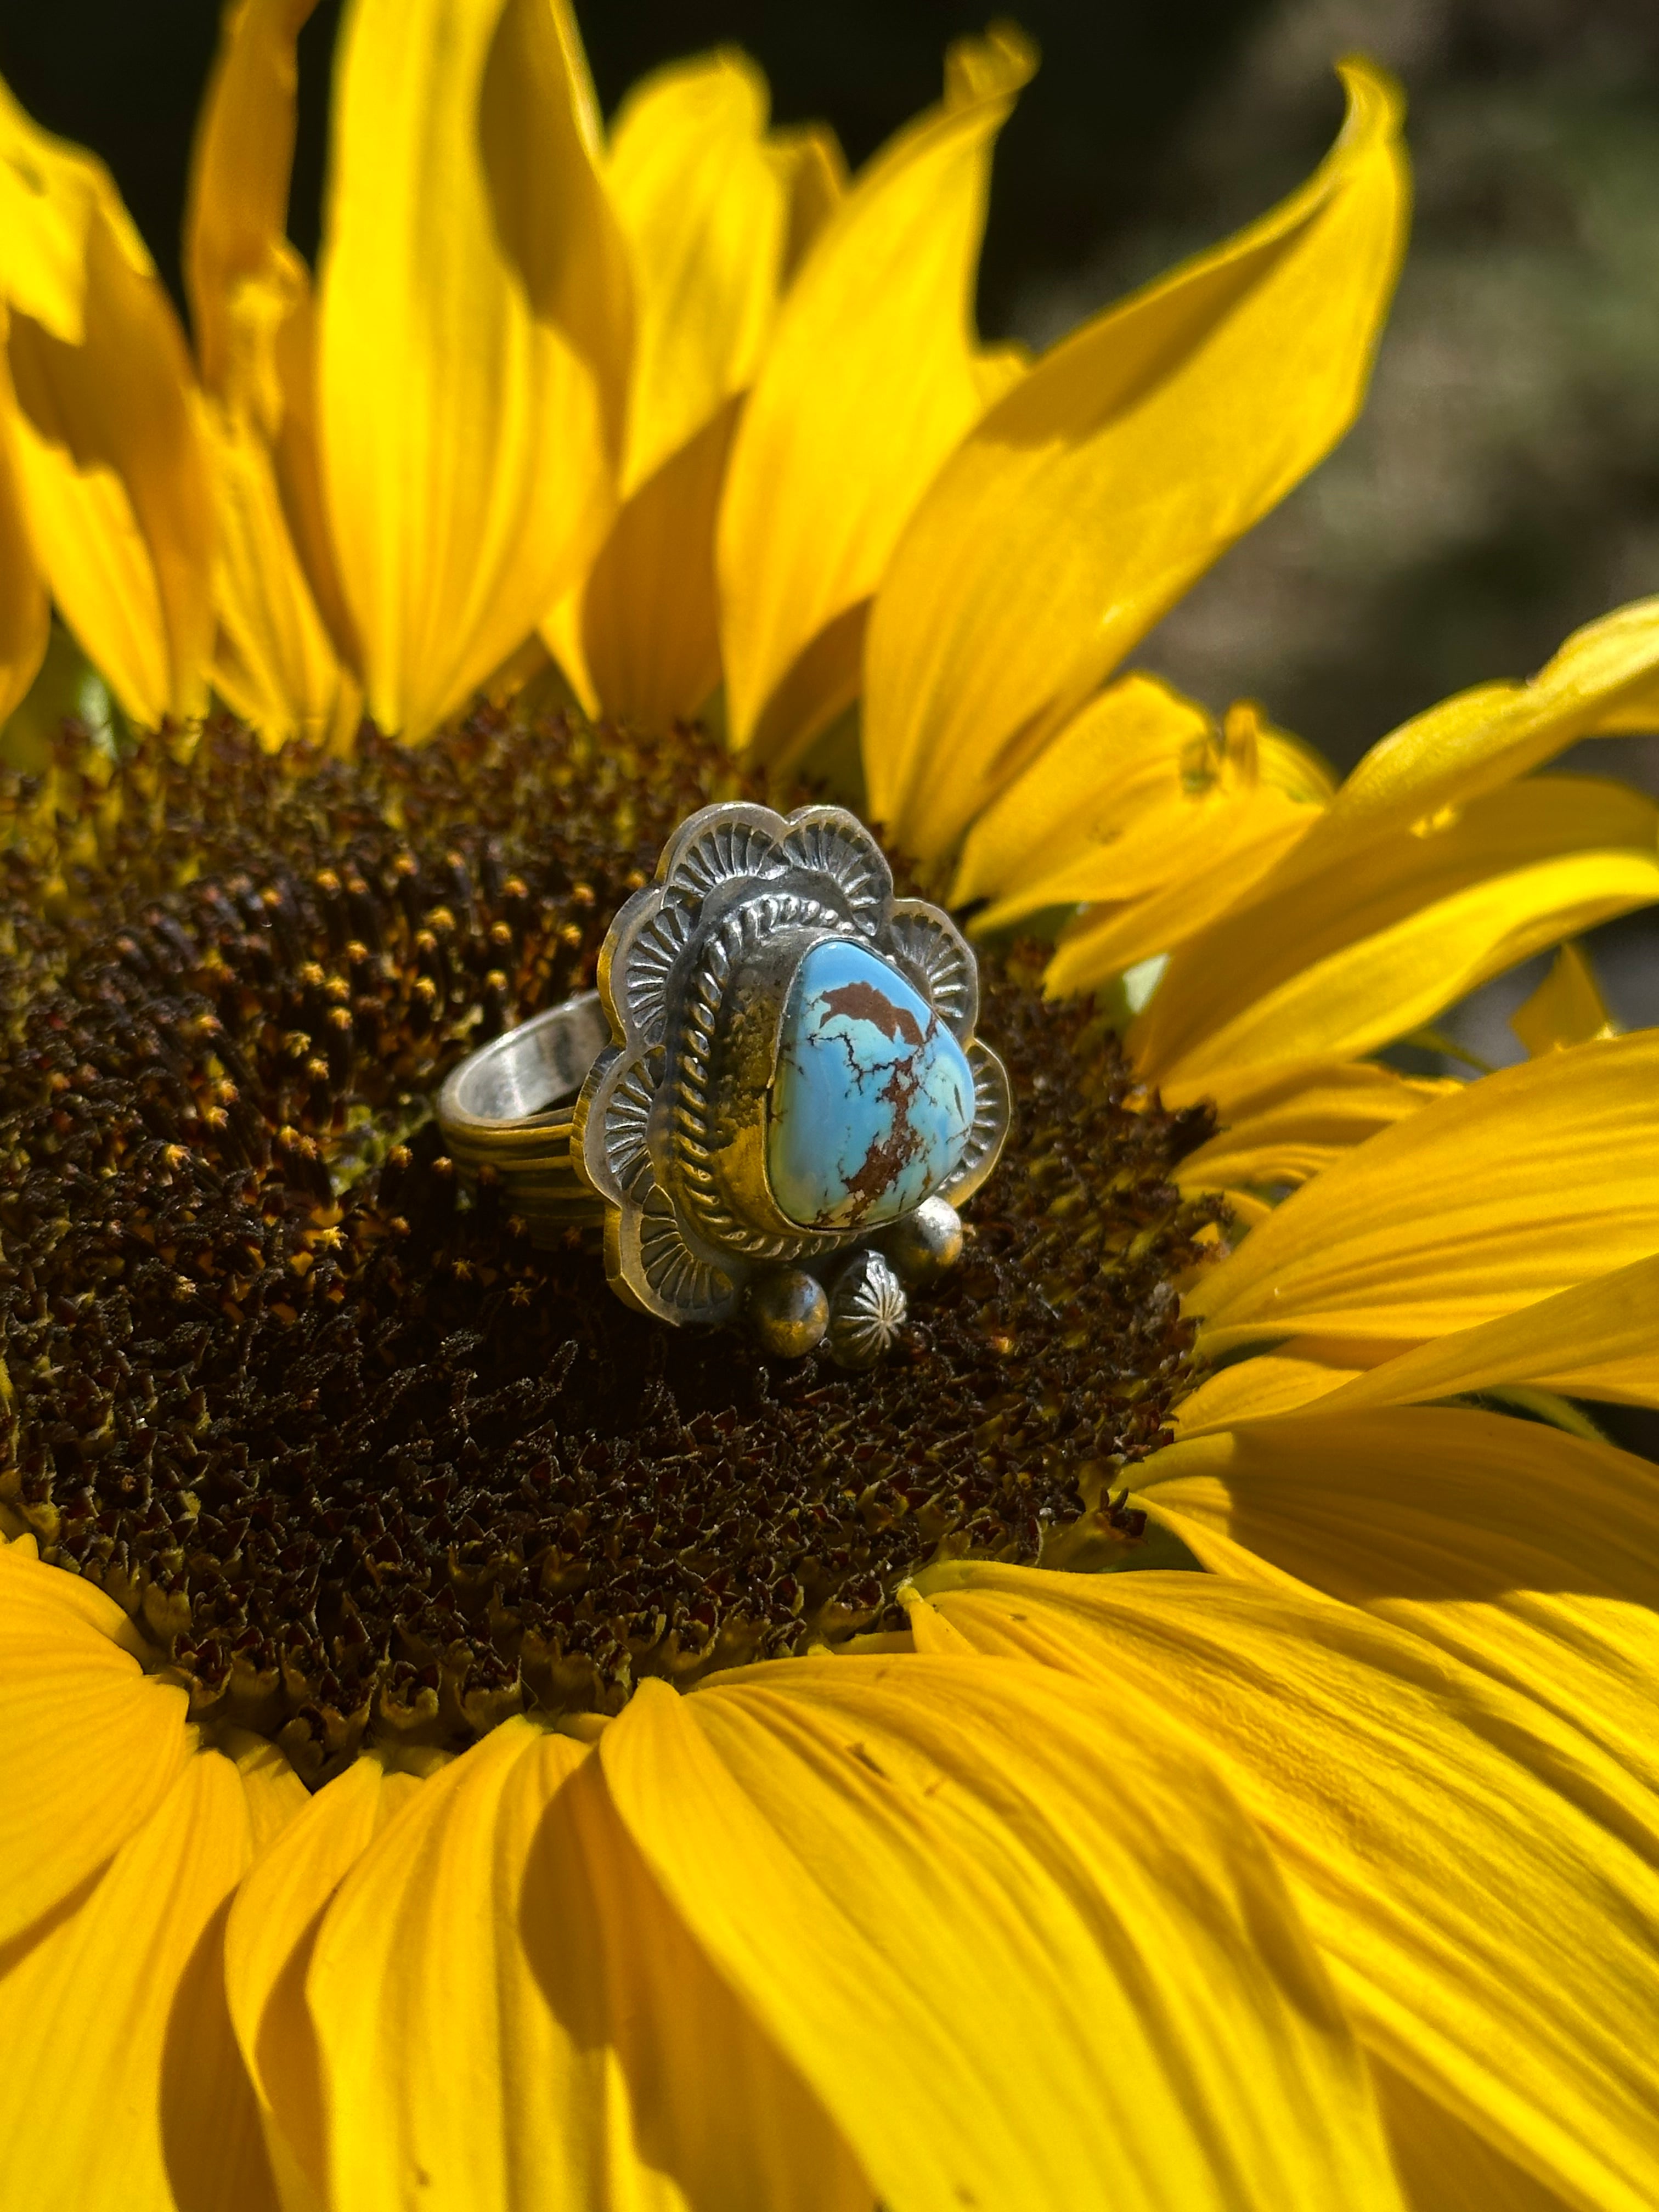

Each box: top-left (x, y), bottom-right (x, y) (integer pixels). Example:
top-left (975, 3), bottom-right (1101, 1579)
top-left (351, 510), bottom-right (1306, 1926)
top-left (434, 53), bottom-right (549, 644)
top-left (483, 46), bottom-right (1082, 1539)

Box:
top-left (0, 707), bottom-right (1223, 1784)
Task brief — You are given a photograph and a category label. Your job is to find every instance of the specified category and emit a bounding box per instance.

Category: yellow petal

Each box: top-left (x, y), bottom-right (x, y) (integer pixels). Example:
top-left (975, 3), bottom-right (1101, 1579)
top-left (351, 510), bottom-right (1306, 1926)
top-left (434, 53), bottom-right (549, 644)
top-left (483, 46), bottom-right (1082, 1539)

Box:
top-left (864, 61), bottom-right (1407, 860)
top-left (922, 1565), bottom-right (1659, 2212)
top-left (1510, 939), bottom-right (1615, 1054)
top-left (1589, 663), bottom-right (1659, 733)
top-left (184, 0), bottom-right (361, 739)
top-left (0, 336), bottom-right (48, 721)
top-left (605, 1664), bottom-right (1401, 2211)
top-left (183, 0), bottom-right (318, 402)
top-left (768, 122), bottom-right (849, 282)
top-left (1175, 1059), bottom-right (1462, 1195)
top-left (306, 1715), bottom-right (866, 2211)
top-left (607, 49), bottom-right (787, 493)
top-left (1219, 1187), bottom-right (1275, 1229)
top-left (956, 684), bottom-right (1332, 944)
top-left (1188, 826), bottom-right (1659, 1092)
top-left (478, 0), bottom-right (632, 445)
top-left (318, 0), bottom-right (627, 740)
top-left (1132, 776), bottom-right (1659, 1105)
top-left (7, 403), bottom-right (171, 723)
top-left (166, 1743), bottom-right (306, 2212)
top-left (1283, 1249), bottom-right (1659, 1413)
top-left (1135, 1406), bottom-right (1659, 1798)
top-left (1187, 1030), bottom-right (1659, 1358)
top-left (263, 269), bottom-right (365, 684)
top-left (0, 78), bottom-right (214, 724)
top-left (1044, 794), bottom-right (1322, 992)
top-left (227, 1727), bottom-right (312, 1855)
top-left (207, 404), bottom-right (360, 747)
top-left (718, 27), bottom-right (1036, 768)
top-left (227, 1750), bottom-right (428, 2210)
top-left (0, 1536), bottom-right (189, 1946)
top-left (185, 0), bottom-right (361, 674)
top-left (1280, 596), bottom-right (1659, 891)
top-left (0, 1745), bottom-right (276, 2212)
top-left (1171, 1351), bottom-right (1368, 1435)
top-left (572, 395), bottom-right (738, 728)
top-left (539, 577), bottom-right (597, 716)
top-left (563, 48), bottom-right (797, 727)
top-left (307, 1723), bottom-right (572, 2212)
top-left (1376, 2059), bottom-right (1573, 2212)
top-left (951, 671), bottom-right (1212, 916)
top-left (0, 75), bottom-right (149, 342)
top-left (970, 336), bottom-right (1030, 407)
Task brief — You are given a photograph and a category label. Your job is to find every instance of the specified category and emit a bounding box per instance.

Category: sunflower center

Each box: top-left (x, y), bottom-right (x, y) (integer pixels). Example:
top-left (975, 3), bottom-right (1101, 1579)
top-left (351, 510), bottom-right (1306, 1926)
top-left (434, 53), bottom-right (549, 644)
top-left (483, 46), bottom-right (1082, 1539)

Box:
top-left (0, 710), bottom-right (1223, 1782)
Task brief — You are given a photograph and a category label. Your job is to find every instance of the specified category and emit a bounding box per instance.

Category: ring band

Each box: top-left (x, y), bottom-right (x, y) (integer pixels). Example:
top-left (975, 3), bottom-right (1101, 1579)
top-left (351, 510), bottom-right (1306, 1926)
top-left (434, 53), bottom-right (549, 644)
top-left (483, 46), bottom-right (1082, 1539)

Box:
top-left (435, 800), bottom-right (1011, 1362)
top-left (435, 993), bottom-right (609, 1229)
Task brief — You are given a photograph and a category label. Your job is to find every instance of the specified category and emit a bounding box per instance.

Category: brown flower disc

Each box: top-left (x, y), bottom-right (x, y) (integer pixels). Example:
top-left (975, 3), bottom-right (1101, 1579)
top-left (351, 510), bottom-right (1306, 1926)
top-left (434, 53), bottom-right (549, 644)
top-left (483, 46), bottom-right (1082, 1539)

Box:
top-left (0, 708), bottom-right (1224, 1782)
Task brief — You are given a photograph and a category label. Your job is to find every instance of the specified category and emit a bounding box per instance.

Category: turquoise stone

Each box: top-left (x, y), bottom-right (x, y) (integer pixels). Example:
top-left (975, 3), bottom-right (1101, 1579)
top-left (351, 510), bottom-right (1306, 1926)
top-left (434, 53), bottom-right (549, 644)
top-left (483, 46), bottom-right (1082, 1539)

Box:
top-left (768, 939), bottom-right (976, 1231)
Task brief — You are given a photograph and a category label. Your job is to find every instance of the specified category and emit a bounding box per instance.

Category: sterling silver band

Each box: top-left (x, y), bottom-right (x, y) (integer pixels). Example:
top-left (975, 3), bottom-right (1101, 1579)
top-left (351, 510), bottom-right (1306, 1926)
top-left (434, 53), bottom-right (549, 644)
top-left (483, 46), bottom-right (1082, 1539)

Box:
top-left (436, 994), bottom-right (607, 1228)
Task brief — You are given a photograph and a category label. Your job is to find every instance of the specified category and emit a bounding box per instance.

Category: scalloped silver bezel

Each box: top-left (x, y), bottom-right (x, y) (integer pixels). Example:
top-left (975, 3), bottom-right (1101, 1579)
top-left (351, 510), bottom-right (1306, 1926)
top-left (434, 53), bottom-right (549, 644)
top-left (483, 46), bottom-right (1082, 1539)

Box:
top-left (575, 801), bottom-right (1010, 1328)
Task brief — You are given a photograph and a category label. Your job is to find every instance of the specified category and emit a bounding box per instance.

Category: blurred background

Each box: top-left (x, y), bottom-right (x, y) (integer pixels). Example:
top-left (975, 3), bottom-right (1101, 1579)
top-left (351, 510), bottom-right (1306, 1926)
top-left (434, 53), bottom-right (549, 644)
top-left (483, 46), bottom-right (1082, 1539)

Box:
top-left (3, 0), bottom-right (1658, 1052)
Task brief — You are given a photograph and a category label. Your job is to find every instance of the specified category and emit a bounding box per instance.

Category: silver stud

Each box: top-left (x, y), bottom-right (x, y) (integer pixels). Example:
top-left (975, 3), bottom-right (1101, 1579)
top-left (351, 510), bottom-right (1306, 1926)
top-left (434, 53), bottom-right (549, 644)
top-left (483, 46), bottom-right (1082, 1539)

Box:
top-left (747, 1267), bottom-right (829, 1358)
top-left (826, 1250), bottom-right (907, 1369)
top-left (879, 1195), bottom-right (963, 1286)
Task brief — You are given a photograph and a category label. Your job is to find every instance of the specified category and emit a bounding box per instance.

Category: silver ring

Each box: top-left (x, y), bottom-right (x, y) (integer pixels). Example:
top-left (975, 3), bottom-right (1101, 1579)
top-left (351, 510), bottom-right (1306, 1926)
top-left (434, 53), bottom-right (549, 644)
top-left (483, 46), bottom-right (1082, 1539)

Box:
top-left (436, 800), bottom-right (1011, 1365)
top-left (432, 991), bottom-right (609, 1227)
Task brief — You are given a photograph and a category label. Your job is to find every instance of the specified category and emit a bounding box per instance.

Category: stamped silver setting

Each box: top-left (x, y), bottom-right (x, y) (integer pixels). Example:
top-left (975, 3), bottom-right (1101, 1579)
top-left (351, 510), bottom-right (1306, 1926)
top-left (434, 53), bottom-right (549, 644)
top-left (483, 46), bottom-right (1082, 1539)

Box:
top-left (437, 800), bottom-right (1011, 1365)
top-left (577, 801), bottom-right (1008, 1358)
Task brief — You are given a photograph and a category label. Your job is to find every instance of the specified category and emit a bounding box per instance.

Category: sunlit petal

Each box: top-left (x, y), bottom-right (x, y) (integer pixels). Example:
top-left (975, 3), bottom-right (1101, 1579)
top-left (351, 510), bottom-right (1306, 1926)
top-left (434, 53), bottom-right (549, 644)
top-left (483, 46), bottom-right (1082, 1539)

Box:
top-left (1171, 1352), bottom-right (1368, 1435)
top-left (922, 1566), bottom-right (1659, 2212)
top-left (1175, 1059), bottom-right (1460, 1195)
top-left (227, 1751), bottom-right (431, 2211)
top-left (207, 405), bottom-right (360, 747)
top-left (0, 334), bottom-right (49, 720)
top-left (184, 0), bottom-right (318, 405)
top-left (0, 77), bottom-right (213, 723)
top-left (1043, 704), bottom-right (1336, 990)
top-left (954, 682), bottom-right (1335, 953)
top-left (1135, 1406), bottom-right (1659, 1797)
top-left (304, 1716), bottom-right (868, 2211)
top-left (0, 1534), bottom-right (189, 1946)
top-left (951, 672), bottom-right (1212, 917)
top-left (184, 0), bottom-right (362, 735)
top-left (574, 397), bottom-right (740, 727)
top-left (1186, 1030), bottom-right (1659, 1356)
top-left (768, 121), bottom-right (848, 281)
top-left (1293, 1251), bottom-right (1659, 1413)
top-left (7, 403), bottom-right (173, 724)
top-left (719, 27), bottom-right (1036, 768)
top-left (606, 49), bottom-right (787, 493)
top-left (1283, 596), bottom-right (1659, 886)
top-left (318, 0), bottom-right (628, 739)
top-left (554, 47), bottom-right (792, 725)
top-left (1510, 940), bottom-right (1615, 1054)
top-left (0, 1745), bottom-right (279, 2212)
top-left (865, 61), bottom-right (1407, 859)
top-left (1132, 776), bottom-right (1659, 1104)
top-left (605, 1664), bottom-right (1401, 2211)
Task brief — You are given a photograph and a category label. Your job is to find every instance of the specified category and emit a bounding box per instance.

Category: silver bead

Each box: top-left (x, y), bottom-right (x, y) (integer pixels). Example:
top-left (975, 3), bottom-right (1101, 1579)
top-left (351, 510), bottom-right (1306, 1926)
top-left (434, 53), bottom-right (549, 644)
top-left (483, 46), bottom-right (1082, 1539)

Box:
top-left (748, 1267), bottom-right (829, 1358)
top-left (879, 1194), bottom-right (964, 1286)
top-left (826, 1250), bottom-right (908, 1369)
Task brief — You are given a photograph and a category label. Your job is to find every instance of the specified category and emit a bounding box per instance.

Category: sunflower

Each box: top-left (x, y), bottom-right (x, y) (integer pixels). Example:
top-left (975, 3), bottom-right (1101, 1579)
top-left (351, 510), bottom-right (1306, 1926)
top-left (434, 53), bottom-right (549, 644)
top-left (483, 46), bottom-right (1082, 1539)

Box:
top-left (3, 6), bottom-right (1659, 2211)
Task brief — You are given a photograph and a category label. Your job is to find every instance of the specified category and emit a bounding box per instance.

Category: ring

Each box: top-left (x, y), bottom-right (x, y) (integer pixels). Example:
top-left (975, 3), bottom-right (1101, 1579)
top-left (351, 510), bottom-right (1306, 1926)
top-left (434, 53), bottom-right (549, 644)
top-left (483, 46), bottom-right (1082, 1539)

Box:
top-left (436, 800), bottom-right (1011, 1365)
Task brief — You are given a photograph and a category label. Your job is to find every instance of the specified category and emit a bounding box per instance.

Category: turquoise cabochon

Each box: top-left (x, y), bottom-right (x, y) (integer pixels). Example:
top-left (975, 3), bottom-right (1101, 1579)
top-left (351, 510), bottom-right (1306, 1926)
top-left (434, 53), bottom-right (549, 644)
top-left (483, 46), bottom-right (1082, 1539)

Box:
top-left (766, 938), bottom-right (976, 1231)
